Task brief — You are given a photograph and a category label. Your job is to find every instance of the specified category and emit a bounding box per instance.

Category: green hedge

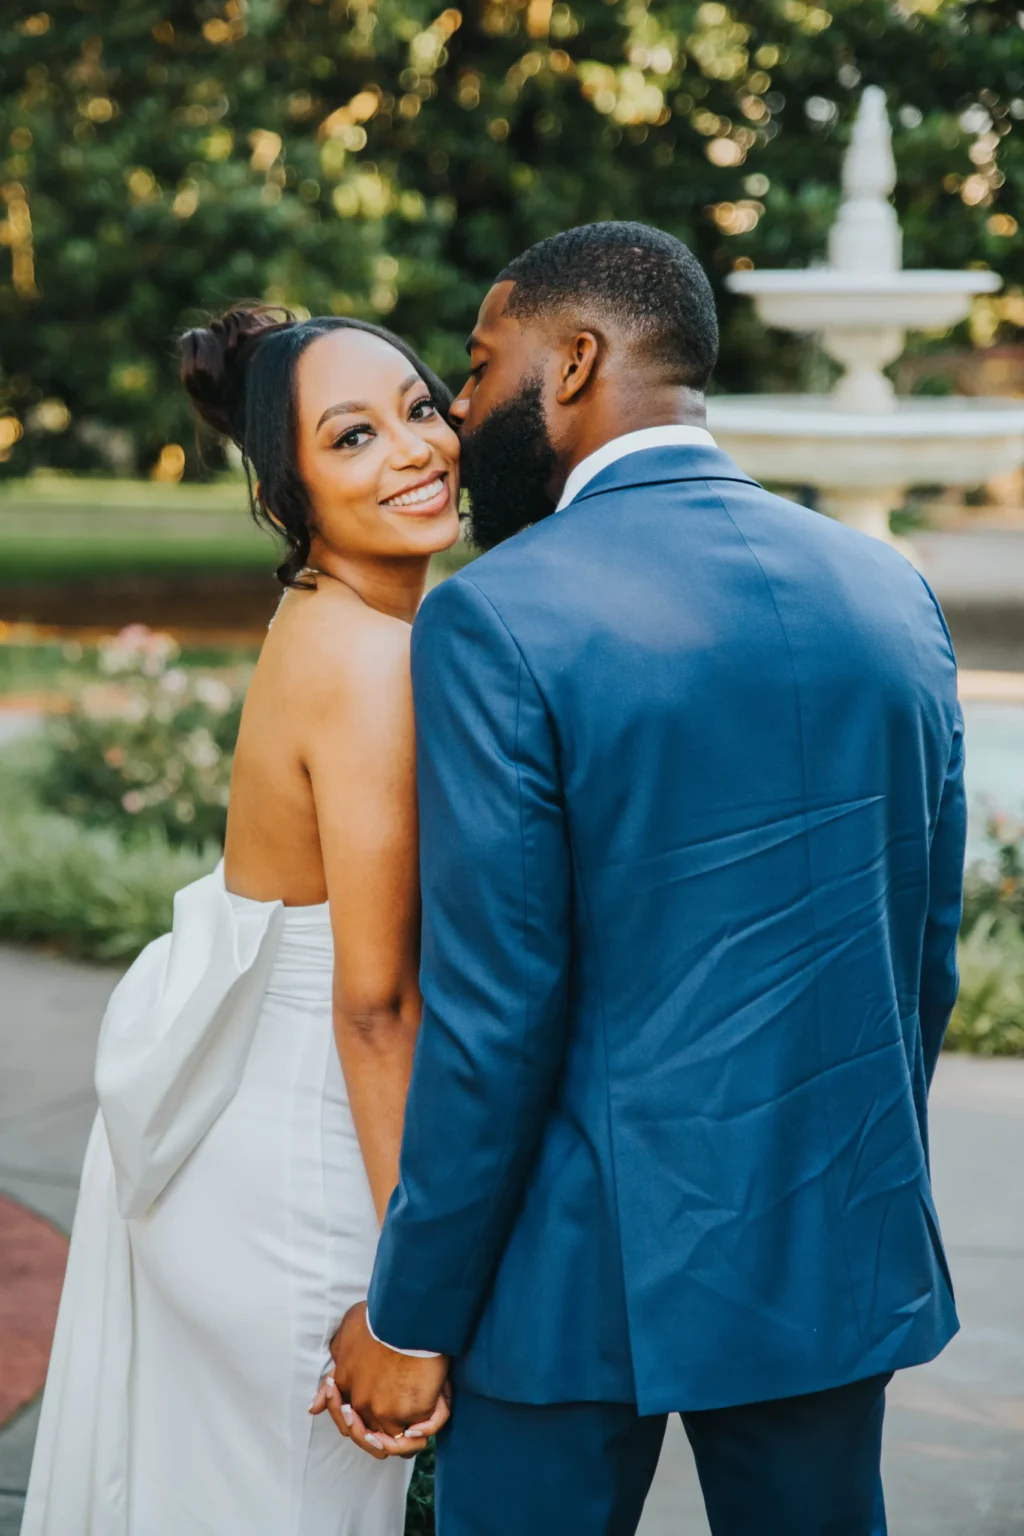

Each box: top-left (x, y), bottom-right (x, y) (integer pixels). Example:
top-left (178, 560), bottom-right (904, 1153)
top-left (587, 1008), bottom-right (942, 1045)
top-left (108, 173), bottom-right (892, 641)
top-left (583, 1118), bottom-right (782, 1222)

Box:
top-left (946, 916), bottom-right (1024, 1057)
top-left (0, 797), bottom-right (218, 962)
top-left (949, 812), bottom-right (1024, 1055)
top-left (405, 1443), bottom-right (436, 1536)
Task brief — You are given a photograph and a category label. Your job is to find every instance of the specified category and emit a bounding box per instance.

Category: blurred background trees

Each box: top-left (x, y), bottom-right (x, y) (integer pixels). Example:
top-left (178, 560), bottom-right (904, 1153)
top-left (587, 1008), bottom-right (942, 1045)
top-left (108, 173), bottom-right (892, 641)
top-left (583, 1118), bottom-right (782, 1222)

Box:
top-left (2, 0), bottom-right (1024, 478)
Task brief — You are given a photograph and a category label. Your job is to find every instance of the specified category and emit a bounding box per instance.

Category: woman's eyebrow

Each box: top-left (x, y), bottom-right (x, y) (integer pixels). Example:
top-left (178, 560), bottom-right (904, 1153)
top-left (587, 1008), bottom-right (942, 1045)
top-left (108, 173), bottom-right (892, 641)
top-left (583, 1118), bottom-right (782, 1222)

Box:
top-left (316, 400), bottom-right (368, 430)
top-left (315, 374), bottom-right (423, 431)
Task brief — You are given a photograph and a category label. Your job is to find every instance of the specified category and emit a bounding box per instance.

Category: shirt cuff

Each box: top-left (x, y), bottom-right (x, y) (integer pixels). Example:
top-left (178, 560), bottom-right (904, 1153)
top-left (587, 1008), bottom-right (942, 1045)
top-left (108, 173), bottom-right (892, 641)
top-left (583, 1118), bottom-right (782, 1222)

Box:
top-left (365, 1310), bottom-right (442, 1359)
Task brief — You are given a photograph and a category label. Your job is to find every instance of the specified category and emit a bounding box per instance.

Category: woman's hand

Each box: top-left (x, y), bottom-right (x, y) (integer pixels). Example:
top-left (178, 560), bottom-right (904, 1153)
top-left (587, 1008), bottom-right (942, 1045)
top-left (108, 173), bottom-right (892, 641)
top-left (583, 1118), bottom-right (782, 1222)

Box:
top-left (310, 1372), bottom-right (450, 1458)
top-left (309, 1303), bottom-right (450, 1458)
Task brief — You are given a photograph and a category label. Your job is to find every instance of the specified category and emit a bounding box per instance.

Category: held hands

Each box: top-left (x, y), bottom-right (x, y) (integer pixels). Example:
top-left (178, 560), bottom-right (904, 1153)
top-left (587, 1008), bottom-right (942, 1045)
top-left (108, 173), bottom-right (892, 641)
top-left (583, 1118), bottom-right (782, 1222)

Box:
top-left (310, 1301), bottom-right (451, 1460)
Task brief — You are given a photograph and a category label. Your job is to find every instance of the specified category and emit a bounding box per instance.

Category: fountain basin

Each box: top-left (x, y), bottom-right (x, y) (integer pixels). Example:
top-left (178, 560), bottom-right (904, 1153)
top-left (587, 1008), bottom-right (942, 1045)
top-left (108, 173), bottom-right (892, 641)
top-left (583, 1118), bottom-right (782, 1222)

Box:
top-left (708, 395), bottom-right (1024, 488)
top-left (714, 87), bottom-right (1024, 544)
top-left (726, 270), bottom-right (1001, 334)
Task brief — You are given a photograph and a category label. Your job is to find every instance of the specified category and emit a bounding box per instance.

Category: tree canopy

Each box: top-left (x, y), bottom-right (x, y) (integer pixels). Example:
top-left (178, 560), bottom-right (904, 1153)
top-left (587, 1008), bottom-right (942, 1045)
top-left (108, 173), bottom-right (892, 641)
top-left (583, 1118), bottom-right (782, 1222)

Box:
top-left (2, 0), bottom-right (1023, 476)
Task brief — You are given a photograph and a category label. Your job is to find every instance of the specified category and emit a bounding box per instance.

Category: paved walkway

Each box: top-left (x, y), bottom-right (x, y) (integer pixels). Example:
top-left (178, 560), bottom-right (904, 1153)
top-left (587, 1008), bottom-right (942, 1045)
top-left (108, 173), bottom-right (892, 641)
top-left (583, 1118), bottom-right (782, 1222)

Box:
top-left (0, 947), bottom-right (121, 1535)
top-left (1, 945), bottom-right (1022, 1535)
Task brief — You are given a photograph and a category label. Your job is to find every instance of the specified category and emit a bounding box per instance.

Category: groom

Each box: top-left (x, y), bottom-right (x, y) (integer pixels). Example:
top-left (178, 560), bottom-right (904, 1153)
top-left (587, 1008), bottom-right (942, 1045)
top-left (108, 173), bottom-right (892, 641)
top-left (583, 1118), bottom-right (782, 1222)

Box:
top-left (331, 222), bottom-right (966, 1533)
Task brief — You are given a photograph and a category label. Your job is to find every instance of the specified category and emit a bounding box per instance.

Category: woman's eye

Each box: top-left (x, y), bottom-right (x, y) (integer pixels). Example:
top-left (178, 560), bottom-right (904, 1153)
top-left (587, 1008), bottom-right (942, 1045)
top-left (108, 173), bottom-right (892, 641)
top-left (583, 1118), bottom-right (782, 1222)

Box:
top-left (409, 397), bottom-right (438, 421)
top-left (333, 425), bottom-right (373, 450)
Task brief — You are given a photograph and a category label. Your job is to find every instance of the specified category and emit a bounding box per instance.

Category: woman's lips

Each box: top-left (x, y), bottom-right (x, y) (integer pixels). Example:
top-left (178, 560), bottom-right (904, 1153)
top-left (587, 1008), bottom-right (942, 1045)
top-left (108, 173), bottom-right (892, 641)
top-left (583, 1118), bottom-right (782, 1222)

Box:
top-left (380, 472), bottom-right (451, 516)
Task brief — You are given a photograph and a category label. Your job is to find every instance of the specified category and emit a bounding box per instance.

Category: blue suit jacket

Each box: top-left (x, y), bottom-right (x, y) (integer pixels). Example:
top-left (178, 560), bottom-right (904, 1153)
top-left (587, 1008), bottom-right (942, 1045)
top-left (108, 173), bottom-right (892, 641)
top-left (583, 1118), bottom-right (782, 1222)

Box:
top-left (369, 445), bottom-right (965, 1414)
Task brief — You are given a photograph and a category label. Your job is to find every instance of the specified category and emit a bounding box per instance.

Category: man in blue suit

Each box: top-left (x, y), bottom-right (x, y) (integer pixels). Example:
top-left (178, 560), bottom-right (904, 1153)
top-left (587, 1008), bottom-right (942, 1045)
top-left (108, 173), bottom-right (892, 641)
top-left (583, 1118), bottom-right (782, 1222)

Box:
top-left (332, 222), bottom-right (966, 1534)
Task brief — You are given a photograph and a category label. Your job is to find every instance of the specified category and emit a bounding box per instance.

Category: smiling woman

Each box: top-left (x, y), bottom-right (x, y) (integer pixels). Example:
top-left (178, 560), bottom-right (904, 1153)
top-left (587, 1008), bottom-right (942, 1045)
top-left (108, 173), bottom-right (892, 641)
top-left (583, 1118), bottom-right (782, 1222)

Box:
top-left (179, 305), bottom-right (460, 587)
top-left (292, 327), bottom-right (460, 571)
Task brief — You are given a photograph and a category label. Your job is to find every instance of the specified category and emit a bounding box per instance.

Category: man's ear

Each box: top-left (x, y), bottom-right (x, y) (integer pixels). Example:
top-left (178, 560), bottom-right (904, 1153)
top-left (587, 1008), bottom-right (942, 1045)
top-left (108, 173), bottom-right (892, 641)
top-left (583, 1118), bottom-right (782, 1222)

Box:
top-left (555, 331), bottom-right (600, 405)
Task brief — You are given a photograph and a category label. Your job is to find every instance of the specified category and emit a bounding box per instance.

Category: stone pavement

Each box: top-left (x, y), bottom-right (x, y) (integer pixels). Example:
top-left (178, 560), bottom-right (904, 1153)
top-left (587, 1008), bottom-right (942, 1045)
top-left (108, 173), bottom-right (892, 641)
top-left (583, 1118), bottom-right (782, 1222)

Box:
top-left (0, 946), bottom-right (120, 1536)
top-left (1, 944), bottom-right (1022, 1536)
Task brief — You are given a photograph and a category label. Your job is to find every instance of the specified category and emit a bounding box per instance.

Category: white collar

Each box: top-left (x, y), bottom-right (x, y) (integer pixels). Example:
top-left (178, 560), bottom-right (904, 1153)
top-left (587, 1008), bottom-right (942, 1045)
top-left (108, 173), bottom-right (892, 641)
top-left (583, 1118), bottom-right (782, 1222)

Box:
top-left (555, 425), bottom-right (717, 512)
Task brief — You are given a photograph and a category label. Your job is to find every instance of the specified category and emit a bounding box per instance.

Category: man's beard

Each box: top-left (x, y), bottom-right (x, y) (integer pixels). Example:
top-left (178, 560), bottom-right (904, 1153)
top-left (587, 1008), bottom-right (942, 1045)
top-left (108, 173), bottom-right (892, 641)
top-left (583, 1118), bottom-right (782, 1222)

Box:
top-left (460, 377), bottom-right (558, 551)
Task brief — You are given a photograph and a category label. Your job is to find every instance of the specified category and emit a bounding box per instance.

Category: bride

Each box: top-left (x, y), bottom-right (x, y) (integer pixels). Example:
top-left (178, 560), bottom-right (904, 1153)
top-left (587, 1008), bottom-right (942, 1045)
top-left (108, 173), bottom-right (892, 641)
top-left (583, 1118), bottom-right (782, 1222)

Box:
top-left (23, 306), bottom-right (461, 1534)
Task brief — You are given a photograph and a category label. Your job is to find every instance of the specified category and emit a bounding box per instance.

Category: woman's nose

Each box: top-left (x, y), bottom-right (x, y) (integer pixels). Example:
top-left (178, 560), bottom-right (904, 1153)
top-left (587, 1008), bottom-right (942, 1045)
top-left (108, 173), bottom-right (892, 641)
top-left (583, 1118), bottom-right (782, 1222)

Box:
top-left (390, 422), bottom-right (433, 466)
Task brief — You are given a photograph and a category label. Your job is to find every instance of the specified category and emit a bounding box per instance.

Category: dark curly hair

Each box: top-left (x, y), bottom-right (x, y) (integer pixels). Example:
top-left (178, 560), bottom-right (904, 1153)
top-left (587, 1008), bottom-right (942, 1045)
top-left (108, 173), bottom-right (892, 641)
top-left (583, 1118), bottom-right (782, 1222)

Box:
top-left (178, 305), bottom-right (454, 588)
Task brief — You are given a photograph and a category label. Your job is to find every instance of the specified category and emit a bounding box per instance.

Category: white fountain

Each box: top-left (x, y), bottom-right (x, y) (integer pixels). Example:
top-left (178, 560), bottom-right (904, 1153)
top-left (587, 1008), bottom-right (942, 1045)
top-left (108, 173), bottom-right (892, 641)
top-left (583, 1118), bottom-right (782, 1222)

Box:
top-left (708, 86), bottom-right (1024, 545)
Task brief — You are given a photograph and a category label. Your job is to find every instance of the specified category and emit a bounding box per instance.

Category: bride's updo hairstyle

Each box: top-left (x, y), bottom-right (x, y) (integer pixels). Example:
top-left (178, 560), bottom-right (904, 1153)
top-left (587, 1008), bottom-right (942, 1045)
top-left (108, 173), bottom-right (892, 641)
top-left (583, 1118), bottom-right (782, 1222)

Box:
top-left (178, 305), bottom-right (454, 588)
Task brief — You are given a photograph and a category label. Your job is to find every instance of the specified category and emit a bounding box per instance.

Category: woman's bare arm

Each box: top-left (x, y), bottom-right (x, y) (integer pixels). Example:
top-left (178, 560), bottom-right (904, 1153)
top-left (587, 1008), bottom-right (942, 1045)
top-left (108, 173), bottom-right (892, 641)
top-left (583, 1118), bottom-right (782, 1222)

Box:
top-left (304, 602), bottom-right (422, 1224)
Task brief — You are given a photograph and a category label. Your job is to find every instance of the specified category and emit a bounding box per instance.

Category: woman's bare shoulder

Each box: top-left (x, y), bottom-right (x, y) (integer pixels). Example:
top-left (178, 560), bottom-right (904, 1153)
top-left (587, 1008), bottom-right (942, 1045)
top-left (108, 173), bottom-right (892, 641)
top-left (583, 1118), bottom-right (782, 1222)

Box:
top-left (263, 582), bottom-right (412, 719)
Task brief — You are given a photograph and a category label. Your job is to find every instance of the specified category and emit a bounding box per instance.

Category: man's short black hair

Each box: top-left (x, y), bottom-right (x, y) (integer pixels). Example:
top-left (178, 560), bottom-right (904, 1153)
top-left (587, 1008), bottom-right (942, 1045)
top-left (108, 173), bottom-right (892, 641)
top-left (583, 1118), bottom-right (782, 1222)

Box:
top-left (497, 221), bottom-right (719, 392)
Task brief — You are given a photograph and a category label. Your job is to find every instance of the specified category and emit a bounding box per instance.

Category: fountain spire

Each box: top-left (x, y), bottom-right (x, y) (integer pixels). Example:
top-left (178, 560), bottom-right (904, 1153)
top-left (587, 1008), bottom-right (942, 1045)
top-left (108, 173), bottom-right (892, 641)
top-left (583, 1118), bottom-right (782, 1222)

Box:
top-left (715, 84), bottom-right (1018, 548)
top-left (828, 86), bottom-right (902, 275)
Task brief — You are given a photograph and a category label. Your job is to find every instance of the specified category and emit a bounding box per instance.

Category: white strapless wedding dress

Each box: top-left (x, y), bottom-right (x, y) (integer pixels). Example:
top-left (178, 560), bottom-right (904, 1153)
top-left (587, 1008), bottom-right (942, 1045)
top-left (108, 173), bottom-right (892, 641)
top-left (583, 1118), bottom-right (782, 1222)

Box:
top-left (22, 863), bottom-right (411, 1535)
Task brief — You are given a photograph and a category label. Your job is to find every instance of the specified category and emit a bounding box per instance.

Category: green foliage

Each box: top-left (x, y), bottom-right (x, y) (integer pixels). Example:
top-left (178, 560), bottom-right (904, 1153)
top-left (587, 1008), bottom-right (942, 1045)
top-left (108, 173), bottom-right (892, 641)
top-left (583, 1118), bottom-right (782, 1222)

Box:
top-left (404, 1441), bottom-right (436, 1536)
top-left (962, 809), bottom-right (1024, 933)
top-left (0, 632), bottom-right (106, 693)
top-left (39, 624), bottom-right (248, 846)
top-left (0, 745), bottom-right (218, 959)
top-left (947, 914), bottom-right (1024, 1057)
top-left (2, 0), bottom-right (1021, 474)
top-left (949, 812), bottom-right (1024, 1057)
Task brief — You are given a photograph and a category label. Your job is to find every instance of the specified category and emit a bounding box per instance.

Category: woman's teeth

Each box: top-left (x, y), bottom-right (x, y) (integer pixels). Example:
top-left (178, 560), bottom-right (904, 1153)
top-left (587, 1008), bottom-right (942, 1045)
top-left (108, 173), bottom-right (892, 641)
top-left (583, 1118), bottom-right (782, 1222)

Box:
top-left (386, 477), bottom-right (444, 509)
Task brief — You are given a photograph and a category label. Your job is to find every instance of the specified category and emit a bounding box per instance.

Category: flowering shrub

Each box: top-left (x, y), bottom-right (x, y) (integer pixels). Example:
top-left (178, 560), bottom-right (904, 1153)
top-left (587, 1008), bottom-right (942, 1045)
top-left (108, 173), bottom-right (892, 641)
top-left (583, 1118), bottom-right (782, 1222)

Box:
top-left (40, 625), bottom-right (249, 849)
top-left (947, 916), bottom-right (1024, 1057)
top-left (962, 809), bottom-right (1024, 935)
top-left (949, 811), bottom-right (1024, 1057)
top-left (0, 799), bottom-right (220, 961)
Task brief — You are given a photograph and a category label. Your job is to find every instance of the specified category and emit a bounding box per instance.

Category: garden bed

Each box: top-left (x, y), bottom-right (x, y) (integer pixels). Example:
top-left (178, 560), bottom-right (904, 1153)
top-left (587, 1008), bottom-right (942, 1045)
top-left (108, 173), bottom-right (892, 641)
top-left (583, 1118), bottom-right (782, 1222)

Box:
top-left (0, 626), bottom-right (1021, 1055)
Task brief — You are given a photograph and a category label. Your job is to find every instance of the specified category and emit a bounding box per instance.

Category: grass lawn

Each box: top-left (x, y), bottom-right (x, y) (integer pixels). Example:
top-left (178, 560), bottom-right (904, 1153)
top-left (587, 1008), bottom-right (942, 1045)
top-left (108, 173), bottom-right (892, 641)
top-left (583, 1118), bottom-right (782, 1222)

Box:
top-left (0, 475), bottom-right (274, 583)
top-left (0, 475), bottom-right (473, 588)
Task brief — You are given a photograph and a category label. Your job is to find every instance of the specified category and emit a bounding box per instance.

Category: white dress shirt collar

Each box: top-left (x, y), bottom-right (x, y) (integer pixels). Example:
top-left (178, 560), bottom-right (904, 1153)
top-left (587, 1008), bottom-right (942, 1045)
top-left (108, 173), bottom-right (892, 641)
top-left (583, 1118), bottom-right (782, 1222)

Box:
top-left (555, 424), bottom-right (717, 513)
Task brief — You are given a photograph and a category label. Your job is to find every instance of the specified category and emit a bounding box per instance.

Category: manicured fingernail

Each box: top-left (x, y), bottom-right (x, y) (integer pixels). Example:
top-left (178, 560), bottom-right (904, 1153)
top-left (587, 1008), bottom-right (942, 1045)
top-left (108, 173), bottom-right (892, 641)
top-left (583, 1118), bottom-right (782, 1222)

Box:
top-left (365, 1433), bottom-right (384, 1449)
top-left (403, 1429), bottom-right (425, 1439)
top-left (340, 1403), bottom-right (354, 1425)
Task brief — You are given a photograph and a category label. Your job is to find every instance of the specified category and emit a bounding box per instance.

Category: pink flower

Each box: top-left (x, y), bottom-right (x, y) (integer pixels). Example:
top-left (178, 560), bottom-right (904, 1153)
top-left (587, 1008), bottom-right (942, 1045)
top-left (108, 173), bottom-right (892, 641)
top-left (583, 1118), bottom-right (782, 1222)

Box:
top-left (161, 668), bottom-right (189, 696)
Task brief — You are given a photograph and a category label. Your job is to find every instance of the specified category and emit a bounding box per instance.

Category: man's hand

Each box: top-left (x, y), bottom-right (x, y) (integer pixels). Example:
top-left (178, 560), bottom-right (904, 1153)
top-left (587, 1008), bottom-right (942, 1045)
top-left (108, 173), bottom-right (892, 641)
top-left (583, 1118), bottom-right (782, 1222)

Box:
top-left (311, 1302), bottom-right (450, 1458)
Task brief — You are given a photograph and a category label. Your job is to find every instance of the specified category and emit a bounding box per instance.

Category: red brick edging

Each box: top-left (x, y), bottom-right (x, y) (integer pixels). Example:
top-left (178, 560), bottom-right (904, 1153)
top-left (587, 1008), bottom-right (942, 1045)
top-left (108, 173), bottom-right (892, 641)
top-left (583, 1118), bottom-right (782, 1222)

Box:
top-left (0, 1194), bottom-right (69, 1425)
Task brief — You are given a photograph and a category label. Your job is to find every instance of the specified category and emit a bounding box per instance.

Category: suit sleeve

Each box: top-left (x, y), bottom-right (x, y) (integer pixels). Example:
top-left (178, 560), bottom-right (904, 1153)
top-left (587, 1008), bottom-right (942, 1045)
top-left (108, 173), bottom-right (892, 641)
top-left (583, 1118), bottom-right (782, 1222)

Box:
top-left (367, 574), bottom-right (572, 1355)
top-left (919, 703), bottom-right (966, 1085)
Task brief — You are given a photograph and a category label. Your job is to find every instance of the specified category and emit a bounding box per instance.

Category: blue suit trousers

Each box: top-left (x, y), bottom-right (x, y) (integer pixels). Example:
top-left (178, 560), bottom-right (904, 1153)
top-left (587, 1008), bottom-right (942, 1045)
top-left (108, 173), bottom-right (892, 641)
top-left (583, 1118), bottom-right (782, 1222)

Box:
top-left (435, 1375), bottom-right (891, 1536)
